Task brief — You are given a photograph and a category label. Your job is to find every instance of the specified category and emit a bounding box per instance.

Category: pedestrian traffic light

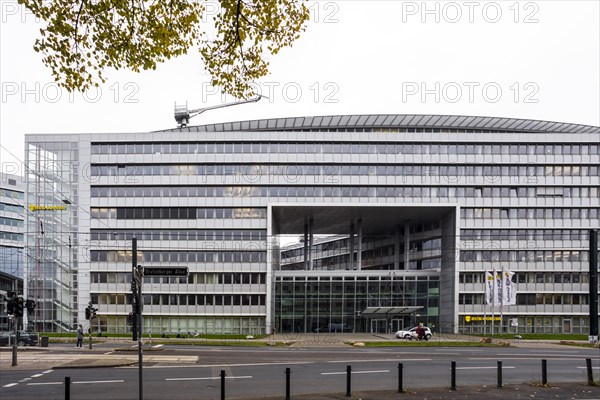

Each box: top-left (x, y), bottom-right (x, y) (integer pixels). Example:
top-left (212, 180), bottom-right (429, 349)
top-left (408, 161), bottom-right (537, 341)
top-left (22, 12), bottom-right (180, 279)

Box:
top-left (85, 305), bottom-right (91, 320)
top-left (26, 299), bottom-right (36, 315)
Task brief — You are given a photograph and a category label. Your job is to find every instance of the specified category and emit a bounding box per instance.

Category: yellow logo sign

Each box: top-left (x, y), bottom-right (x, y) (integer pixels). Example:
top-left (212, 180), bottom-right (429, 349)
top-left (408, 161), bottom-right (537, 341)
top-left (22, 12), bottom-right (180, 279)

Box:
top-left (464, 315), bottom-right (501, 322)
top-left (29, 205), bottom-right (67, 211)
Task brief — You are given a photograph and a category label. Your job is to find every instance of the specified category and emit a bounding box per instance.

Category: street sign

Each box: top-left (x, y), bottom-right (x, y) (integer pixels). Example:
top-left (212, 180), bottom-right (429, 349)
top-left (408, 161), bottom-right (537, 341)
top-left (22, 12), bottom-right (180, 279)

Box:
top-left (143, 267), bottom-right (189, 277)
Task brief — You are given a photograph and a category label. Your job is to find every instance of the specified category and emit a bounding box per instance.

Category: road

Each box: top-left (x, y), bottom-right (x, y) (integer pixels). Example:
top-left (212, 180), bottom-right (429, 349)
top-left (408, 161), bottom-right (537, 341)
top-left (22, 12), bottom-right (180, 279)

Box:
top-left (1, 343), bottom-right (599, 399)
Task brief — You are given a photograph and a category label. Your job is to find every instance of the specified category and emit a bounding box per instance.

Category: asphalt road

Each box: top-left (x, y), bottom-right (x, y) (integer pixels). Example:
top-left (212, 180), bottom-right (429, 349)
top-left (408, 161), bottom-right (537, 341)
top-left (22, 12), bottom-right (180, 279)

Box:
top-left (1, 344), bottom-right (599, 399)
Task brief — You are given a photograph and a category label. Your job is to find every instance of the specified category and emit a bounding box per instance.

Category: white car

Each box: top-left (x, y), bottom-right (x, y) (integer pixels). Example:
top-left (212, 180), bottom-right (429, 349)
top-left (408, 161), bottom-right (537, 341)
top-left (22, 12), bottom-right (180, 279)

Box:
top-left (395, 326), bottom-right (432, 340)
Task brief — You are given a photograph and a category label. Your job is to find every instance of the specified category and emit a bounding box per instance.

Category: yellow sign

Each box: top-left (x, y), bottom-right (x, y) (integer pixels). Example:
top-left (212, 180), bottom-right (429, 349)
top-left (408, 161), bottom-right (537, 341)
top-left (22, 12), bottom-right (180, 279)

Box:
top-left (464, 315), bottom-right (501, 323)
top-left (29, 205), bottom-right (67, 211)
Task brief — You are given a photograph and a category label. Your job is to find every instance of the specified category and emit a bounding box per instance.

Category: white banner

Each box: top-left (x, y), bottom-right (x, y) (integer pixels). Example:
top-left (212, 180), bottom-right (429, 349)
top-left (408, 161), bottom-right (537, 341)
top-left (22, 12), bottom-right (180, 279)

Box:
top-left (493, 270), bottom-right (503, 306)
top-left (485, 271), bottom-right (494, 305)
top-left (503, 270), bottom-right (517, 305)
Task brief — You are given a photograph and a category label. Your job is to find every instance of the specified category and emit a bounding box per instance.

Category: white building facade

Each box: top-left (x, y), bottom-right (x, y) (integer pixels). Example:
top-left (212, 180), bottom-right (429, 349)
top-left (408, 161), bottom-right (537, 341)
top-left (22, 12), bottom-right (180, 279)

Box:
top-left (25, 115), bottom-right (599, 334)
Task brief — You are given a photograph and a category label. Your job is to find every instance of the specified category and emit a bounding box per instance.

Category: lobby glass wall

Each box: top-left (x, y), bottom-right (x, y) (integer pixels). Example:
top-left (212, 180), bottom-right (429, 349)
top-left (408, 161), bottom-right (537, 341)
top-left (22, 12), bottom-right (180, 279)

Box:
top-left (274, 274), bottom-right (440, 333)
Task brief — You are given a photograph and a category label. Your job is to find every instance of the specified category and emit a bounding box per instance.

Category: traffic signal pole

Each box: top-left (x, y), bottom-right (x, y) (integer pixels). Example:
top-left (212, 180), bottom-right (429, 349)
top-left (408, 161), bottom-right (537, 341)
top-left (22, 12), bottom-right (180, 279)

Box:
top-left (132, 238), bottom-right (143, 400)
top-left (589, 230), bottom-right (599, 342)
top-left (11, 283), bottom-right (18, 366)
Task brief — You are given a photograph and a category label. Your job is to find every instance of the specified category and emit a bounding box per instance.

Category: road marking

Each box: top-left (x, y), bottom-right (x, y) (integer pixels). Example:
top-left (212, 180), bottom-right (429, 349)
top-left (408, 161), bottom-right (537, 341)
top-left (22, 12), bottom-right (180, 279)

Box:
top-left (74, 380), bottom-right (124, 384)
top-left (456, 366), bottom-right (516, 370)
top-left (43, 370), bottom-right (53, 374)
top-left (129, 361), bottom-right (313, 369)
top-left (19, 378), bottom-right (32, 382)
top-left (322, 370), bottom-right (389, 375)
top-left (577, 367), bottom-right (600, 370)
top-left (3, 383), bottom-right (18, 388)
top-left (166, 376), bottom-right (252, 381)
top-left (328, 358), bottom-right (431, 363)
top-left (153, 344), bottom-right (164, 348)
top-left (470, 357), bottom-right (586, 361)
top-left (498, 353), bottom-right (577, 360)
top-left (27, 382), bottom-right (63, 386)
top-left (31, 374), bottom-right (43, 378)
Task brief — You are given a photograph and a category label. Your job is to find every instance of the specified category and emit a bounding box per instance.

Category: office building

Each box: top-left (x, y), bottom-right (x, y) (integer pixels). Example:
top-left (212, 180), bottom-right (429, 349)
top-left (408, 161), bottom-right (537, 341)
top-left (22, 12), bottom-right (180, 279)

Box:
top-left (25, 115), bottom-right (599, 334)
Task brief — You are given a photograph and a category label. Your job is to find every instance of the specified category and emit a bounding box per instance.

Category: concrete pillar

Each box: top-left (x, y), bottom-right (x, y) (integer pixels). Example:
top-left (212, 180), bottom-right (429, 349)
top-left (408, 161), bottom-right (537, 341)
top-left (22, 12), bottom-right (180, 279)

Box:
top-left (357, 219), bottom-right (363, 270)
top-left (308, 218), bottom-right (314, 270)
top-left (304, 223), bottom-right (309, 270)
top-left (404, 223), bottom-right (410, 270)
top-left (394, 226), bottom-right (401, 270)
top-left (349, 222), bottom-right (355, 270)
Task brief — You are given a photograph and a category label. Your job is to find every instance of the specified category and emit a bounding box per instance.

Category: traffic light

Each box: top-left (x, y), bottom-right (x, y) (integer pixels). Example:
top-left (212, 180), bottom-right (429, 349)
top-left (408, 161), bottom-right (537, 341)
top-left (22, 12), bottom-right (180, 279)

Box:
top-left (14, 296), bottom-right (25, 318)
top-left (6, 292), bottom-right (15, 315)
top-left (85, 302), bottom-right (98, 320)
top-left (26, 299), bottom-right (36, 315)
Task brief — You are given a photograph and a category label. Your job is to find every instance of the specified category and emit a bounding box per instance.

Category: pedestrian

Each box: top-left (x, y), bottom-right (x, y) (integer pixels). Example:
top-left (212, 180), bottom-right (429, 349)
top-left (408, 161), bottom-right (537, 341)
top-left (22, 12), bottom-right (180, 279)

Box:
top-left (76, 324), bottom-right (84, 348)
top-left (416, 323), bottom-right (425, 341)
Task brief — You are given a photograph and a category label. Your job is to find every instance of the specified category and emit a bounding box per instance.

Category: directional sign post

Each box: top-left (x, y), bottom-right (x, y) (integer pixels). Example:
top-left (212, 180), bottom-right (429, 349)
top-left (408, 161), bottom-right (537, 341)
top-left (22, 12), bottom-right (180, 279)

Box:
top-left (143, 267), bottom-right (189, 277)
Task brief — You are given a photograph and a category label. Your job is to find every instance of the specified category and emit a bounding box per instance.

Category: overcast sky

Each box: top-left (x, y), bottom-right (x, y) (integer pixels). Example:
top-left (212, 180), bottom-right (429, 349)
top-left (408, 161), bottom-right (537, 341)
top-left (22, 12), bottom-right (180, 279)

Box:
top-left (1, 0), bottom-right (599, 174)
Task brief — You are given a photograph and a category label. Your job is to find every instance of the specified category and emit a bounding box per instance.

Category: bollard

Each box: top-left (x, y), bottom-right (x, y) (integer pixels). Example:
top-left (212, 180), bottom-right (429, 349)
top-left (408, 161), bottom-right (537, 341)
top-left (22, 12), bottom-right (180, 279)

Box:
top-left (220, 370), bottom-right (226, 400)
top-left (64, 376), bottom-right (71, 400)
top-left (586, 358), bottom-right (594, 385)
top-left (285, 367), bottom-right (291, 400)
top-left (541, 359), bottom-right (547, 385)
top-left (450, 361), bottom-right (456, 391)
top-left (345, 365), bottom-right (351, 397)
top-left (497, 361), bottom-right (502, 388)
top-left (398, 362), bottom-right (404, 393)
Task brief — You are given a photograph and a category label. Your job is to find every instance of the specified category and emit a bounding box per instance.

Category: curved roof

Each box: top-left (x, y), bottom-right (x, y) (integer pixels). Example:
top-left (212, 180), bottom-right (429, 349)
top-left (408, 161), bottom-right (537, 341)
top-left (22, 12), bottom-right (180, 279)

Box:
top-left (158, 114), bottom-right (599, 134)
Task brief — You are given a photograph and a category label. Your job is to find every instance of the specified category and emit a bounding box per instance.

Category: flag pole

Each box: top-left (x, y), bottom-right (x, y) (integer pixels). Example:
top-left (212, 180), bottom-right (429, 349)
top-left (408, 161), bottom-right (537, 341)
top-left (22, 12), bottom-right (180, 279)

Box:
top-left (491, 269), bottom-right (495, 336)
top-left (500, 267), bottom-right (504, 335)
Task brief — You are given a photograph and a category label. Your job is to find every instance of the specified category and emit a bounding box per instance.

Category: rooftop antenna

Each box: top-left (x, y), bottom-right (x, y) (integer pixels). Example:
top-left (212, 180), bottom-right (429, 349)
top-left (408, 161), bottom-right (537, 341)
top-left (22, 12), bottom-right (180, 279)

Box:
top-left (174, 95), bottom-right (265, 128)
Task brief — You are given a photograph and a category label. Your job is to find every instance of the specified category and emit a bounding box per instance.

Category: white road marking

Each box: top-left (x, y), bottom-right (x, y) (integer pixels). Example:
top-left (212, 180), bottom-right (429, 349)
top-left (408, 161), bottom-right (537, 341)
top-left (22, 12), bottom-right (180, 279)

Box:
top-left (577, 366), bottom-right (600, 369)
top-left (456, 366), bottom-right (516, 370)
top-left (31, 374), bottom-right (43, 378)
top-left (153, 344), bottom-right (164, 348)
top-left (18, 378), bottom-right (32, 382)
top-left (27, 380), bottom-right (124, 386)
top-left (127, 361), bottom-right (313, 369)
top-left (322, 370), bottom-right (389, 375)
top-left (328, 358), bottom-right (431, 363)
top-left (166, 376), bottom-right (252, 381)
top-left (27, 382), bottom-right (63, 386)
top-left (3, 383), bottom-right (19, 388)
top-left (43, 370), bottom-right (53, 374)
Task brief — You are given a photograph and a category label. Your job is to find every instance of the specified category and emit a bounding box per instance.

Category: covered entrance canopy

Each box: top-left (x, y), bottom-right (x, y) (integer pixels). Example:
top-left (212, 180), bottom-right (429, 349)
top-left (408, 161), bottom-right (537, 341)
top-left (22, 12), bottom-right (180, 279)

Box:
top-left (360, 306), bottom-right (422, 317)
top-left (360, 306), bottom-right (423, 334)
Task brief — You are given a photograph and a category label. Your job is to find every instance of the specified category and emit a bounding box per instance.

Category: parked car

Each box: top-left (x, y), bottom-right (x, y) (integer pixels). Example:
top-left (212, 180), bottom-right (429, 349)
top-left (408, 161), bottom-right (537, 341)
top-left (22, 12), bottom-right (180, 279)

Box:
top-left (0, 330), bottom-right (39, 346)
top-left (395, 326), bottom-right (432, 340)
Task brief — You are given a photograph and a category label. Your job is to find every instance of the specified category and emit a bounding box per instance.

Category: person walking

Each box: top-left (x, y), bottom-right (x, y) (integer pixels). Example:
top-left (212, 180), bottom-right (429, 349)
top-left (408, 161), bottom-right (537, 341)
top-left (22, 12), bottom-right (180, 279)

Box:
top-left (76, 324), bottom-right (84, 348)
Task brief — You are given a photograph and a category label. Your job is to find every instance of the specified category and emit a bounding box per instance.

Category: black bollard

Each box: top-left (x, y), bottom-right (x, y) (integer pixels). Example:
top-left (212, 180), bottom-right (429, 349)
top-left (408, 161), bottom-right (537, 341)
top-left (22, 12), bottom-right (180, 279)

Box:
top-left (398, 362), bottom-right (404, 393)
top-left (497, 361), bottom-right (502, 388)
top-left (450, 361), bottom-right (456, 391)
top-left (64, 376), bottom-right (71, 400)
top-left (285, 367), bottom-right (291, 400)
top-left (541, 359), bottom-right (547, 385)
top-left (345, 365), bottom-right (351, 397)
top-left (220, 370), bottom-right (226, 400)
top-left (586, 358), bottom-right (594, 385)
